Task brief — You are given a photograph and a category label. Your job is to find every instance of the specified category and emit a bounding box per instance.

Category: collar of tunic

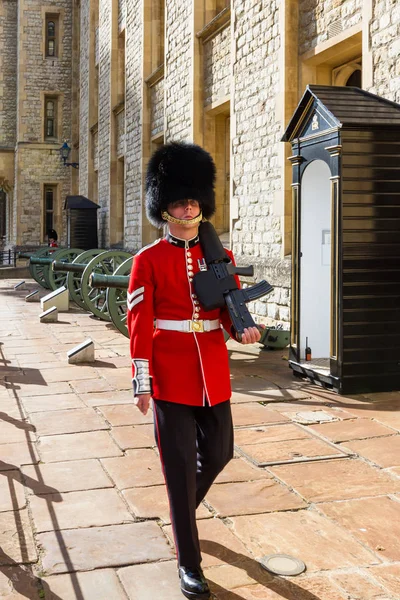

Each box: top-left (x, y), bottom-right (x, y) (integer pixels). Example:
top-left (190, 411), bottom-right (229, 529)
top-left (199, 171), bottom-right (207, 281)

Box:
top-left (166, 232), bottom-right (200, 248)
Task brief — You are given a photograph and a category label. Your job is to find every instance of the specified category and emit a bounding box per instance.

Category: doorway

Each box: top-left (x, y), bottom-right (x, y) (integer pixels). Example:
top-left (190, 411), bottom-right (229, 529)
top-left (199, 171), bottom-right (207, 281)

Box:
top-left (299, 159), bottom-right (331, 362)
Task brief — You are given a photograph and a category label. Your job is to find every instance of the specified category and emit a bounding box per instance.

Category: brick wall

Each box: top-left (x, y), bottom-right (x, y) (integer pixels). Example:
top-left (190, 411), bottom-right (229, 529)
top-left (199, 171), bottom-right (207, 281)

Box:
top-left (151, 80), bottom-right (164, 138)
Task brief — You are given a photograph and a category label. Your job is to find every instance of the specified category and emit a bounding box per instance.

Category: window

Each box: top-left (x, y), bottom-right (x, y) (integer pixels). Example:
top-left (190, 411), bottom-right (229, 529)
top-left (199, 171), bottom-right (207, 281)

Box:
top-left (45, 14), bottom-right (59, 57)
top-left (44, 97), bottom-right (58, 139)
top-left (151, 0), bottom-right (164, 72)
top-left (44, 186), bottom-right (56, 235)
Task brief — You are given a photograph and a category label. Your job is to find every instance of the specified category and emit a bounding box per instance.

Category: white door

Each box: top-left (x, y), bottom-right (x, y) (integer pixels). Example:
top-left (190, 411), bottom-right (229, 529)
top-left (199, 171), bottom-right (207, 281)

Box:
top-left (299, 159), bottom-right (331, 360)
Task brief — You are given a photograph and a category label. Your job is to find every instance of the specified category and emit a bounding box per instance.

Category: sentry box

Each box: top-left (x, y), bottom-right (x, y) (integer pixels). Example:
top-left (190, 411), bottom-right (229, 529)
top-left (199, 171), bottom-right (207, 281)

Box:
top-left (282, 85), bottom-right (400, 394)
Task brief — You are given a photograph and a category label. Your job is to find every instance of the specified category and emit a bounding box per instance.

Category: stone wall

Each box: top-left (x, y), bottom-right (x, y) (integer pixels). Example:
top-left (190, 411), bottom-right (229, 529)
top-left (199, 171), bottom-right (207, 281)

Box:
top-left (79, 0), bottom-right (90, 196)
top-left (0, 0), bottom-right (18, 147)
top-left (299, 0), bottom-right (363, 55)
top-left (97, 0), bottom-right (112, 246)
top-left (93, 130), bottom-right (99, 171)
top-left (18, 0), bottom-right (73, 144)
top-left (15, 147), bottom-right (70, 245)
top-left (164, 0), bottom-right (192, 140)
top-left (124, 0), bottom-right (143, 250)
top-left (231, 0), bottom-right (290, 326)
top-left (116, 109), bottom-right (126, 156)
top-left (118, 0), bottom-right (126, 32)
top-left (203, 26), bottom-right (231, 107)
top-left (151, 80), bottom-right (164, 138)
top-left (370, 0), bottom-right (400, 102)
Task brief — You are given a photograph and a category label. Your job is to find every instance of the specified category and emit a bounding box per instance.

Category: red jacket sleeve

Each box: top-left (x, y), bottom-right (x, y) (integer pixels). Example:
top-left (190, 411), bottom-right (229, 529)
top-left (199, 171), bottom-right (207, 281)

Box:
top-left (127, 251), bottom-right (155, 395)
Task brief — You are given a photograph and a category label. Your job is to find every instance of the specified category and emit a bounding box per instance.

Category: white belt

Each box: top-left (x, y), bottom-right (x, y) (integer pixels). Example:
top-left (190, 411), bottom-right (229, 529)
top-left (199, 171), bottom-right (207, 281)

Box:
top-left (156, 319), bottom-right (220, 333)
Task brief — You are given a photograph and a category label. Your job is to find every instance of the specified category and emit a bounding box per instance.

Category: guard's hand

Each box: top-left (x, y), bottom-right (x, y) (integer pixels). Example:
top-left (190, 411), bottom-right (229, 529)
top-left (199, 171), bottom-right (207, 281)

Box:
top-left (240, 326), bottom-right (262, 344)
top-left (133, 393), bottom-right (151, 415)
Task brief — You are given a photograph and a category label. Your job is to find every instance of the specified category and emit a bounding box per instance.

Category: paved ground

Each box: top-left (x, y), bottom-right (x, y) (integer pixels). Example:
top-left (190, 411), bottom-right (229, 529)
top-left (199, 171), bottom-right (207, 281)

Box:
top-left (0, 278), bottom-right (400, 600)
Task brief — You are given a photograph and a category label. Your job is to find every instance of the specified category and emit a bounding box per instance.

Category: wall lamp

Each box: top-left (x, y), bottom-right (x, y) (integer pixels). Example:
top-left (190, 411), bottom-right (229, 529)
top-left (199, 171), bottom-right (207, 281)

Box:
top-left (59, 141), bottom-right (79, 169)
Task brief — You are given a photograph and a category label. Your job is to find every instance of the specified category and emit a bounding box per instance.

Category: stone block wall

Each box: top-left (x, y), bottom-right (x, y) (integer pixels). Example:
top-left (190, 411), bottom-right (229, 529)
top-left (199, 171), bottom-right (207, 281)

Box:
top-left (0, 0), bottom-right (18, 147)
top-left (97, 0), bottom-right (112, 246)
top-left (203, 26), bottom-right (231, 107)
top-left (79, 0), bottom-right (90, 197)
top-left (299, 0), bottom-right (363, 55)
top-left (15, 147), bottom-right (70, 245)
top-left (231, 0), bottom-right (290, 326)
top-left (124, 0), bottom-right (143, 250)
top-left (164, 0), bottom-right (192, 140)
top-left (118, 0), bottom-right (126, 32)
top-left (151, 80), bottom-right (164, 138)
top-left (370, 0), bottom-right (400, 102)
top-left (117, 109), bottom-right (126, 157)
top-left (18, 0), bottom-right (73, 144)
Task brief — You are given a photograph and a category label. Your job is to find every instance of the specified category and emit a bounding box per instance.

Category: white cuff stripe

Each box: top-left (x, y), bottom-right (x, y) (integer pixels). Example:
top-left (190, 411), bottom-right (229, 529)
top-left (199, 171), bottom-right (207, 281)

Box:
top-left (127, 294), bottom-right (144, 310)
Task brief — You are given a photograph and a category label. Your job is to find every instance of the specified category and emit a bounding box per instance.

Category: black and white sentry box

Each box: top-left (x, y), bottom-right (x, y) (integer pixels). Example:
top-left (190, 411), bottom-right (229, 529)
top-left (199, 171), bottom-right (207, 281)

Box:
top-left (282, 85), bottom-right (400, 395)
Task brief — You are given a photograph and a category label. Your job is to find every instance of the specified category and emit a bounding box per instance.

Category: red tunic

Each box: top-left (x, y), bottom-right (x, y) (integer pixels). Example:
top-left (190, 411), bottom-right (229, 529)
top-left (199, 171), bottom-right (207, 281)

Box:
top-left (127, 233), bottom-right (238, 406)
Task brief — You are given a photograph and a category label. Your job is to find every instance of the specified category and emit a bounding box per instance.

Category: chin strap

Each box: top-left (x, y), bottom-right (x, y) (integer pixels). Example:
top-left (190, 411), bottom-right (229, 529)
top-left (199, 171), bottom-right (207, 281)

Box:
top-left (161, 211), bottom-right (203, 226)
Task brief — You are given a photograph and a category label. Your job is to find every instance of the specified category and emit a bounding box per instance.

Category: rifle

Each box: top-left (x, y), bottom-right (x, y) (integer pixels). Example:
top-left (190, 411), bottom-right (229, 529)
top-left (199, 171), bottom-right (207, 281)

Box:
top-left (193, 222), bottom-right (274, 341)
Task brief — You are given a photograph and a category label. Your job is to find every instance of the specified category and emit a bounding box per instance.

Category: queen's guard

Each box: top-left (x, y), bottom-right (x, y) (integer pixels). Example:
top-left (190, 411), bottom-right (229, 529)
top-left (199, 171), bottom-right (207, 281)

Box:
top-left (127, 142), bottom-right (261, 599)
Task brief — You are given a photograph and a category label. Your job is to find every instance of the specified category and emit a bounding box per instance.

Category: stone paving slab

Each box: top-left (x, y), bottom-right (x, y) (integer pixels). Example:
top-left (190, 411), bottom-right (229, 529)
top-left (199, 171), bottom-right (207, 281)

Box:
top-left (0, 509), bottom-right (37, 565)
top-left (0, 567), bottom-right (43, 599)
top-left (214, 458), bottom-right (271, 484)
top-left (0, 442), bottom-right (39, 467)
top-left (20, 393), bottom-right (86, 414)
top-left (269, 458), bottom-right (400, 502)
top-left (29, 407), bottom-right (108, 436)
top-left (230, 510), bottom-right (379, 571)
top-left (101, 449), bottom-right (164, 488)
top-left (234, 423), bottom-right (311, 446)
top-left (319, 496), bottom-right (400, 561)
top-left (22, 459), bottom-right (112, 494)
top-left (340, 404), bottom-right (400, 430)
top-left (38, 431), bottom-right (123, 462)
top-left (111, 424), bottom-right (155, 450)
top-left (332, 570), bottom-right (395, 600)
top-left (309, 418), bottom-right (397, 442)
top-left (44, 569), bottom-right (128, 600)
top-left (238, 437), bottom-right (344, 466)
top-left (98, 404), bottom-right (154, 426)
top-left (123, 485), bottom-right (211, 523)
top-left (29, 488), bottom-right (134, 532)
top-left (165, 517), bottom-right (252, 569)
top-left (231, 403), bottom-right (289, 427)
top-left (70, 378), bottom-right (114, 395)
top-left (0, 419), bottom-right (35, 444)
top-left (38, 521), bottom-right (174, 574)
top-left (14, 382), bottom-right (72, 397)
top-left (213, 578), bottom-right (349, 600)
top-left (205, 479), bottom-right (306, 517)
top-left (41, 367), bottom-right (99, 383)
top-left (0, 470), bottom-right (26, 512)
top-left (118, 561), bottom-right (183, 600)
top-left (79, 390), bottom-right (135, 406)
top-left (341, 435), bottom-right (400, 468)
top-left (367, 564), bottom-right (400, 597)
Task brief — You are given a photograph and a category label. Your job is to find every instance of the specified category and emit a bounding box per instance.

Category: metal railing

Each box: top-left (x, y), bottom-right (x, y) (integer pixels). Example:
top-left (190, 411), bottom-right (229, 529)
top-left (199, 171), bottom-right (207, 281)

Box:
top-left (0, 249), bottom-right (17, 267)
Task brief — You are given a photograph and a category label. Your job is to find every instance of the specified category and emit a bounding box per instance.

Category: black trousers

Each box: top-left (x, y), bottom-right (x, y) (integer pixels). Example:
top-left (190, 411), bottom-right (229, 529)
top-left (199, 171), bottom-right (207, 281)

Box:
top-left (153, 399), bottom-right (234, 568)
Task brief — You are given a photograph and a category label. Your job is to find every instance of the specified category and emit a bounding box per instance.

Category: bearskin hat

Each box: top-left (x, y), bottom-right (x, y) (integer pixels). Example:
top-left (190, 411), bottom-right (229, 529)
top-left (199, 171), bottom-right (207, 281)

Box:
top-left (145, 142), bottom-right (216, 228)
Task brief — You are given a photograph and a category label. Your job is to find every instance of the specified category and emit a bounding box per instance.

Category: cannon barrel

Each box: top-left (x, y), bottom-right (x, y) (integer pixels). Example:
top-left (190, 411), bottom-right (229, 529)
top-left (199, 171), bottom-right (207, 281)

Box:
top-left (30, 256), bottom-right (62, 266)
top-left (89, 273), bottom-right (129, 289)
top-left (18, 252), bottom-right (34, 259)
top-left (52, 261), bottom-right (86, 274)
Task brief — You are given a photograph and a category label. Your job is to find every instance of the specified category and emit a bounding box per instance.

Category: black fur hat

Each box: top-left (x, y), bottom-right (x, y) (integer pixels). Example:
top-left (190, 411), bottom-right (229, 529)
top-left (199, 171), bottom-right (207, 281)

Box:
top-left (145, 142), bottom-right (216, 228)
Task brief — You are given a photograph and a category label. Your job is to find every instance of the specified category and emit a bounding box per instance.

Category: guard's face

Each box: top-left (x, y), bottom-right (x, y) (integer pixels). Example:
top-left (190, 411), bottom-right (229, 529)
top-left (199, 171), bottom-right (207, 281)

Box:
top-left (167, 199), bottom-right (201, 221)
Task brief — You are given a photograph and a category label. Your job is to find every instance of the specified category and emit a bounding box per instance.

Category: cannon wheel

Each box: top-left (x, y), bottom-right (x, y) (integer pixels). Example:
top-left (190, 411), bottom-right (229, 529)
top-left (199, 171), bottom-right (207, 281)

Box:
top-left (107, 256), bottom-right (133, 337)
top-left (66, 249), bottom-right (107, 309)
top-left (29, 247), bottom-right (62, 289)
top-left (81, 250), bottom-right (132, 321)
top-left (44, 248), bottom-right (83, 290)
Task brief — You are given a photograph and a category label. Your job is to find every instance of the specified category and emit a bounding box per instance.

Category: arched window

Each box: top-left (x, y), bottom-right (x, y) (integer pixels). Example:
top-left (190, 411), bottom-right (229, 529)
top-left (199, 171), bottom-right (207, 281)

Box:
top-left (45, 14), bottom-right (59, 57)
top-left (332, 60), bottom-right (362, 88)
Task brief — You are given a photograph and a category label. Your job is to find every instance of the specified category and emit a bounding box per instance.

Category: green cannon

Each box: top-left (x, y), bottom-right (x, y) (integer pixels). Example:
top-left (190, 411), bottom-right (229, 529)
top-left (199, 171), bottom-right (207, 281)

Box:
top-left (88, 257), bottom-right (132, 337)
top-left (29, 248), bottom-right (83, 290)
top-left (52, 249), bottom-right (131, 322)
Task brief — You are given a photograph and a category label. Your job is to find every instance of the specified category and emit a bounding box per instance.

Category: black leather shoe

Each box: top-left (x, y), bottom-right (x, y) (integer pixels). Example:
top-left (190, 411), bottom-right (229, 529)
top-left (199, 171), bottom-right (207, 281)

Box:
top-left (179, 566), bottom-right (210, 599)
